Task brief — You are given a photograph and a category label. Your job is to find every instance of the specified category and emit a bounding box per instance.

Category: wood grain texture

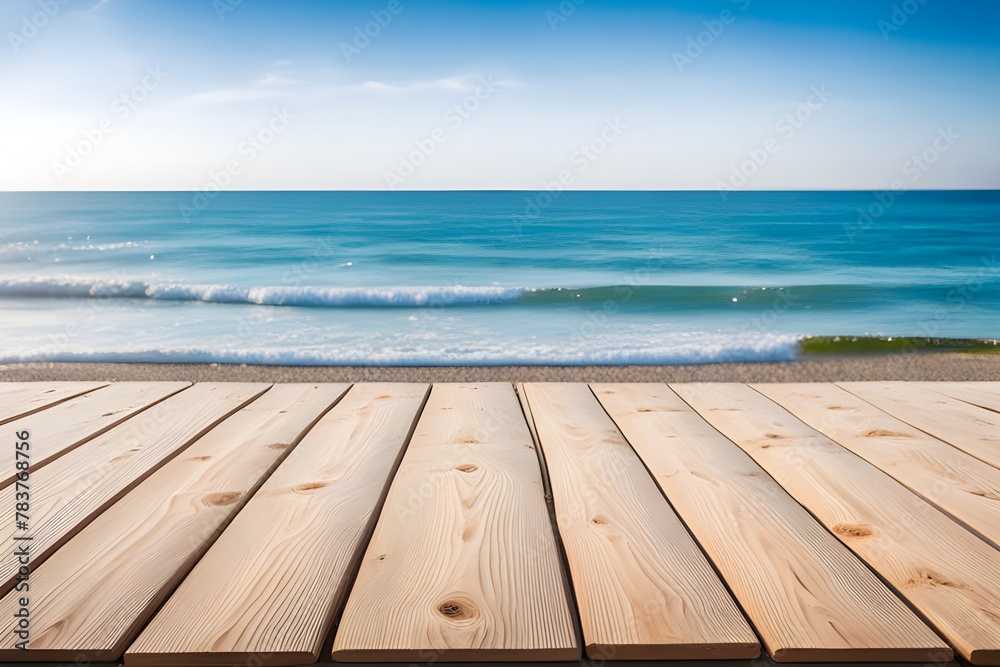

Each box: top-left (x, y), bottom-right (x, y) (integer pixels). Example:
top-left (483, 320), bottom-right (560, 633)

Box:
top-left (754, 382), bottom-right (1000, 548)
top-left (673, 382), bottom-right (1000, 665)
top-left (0, 382), bottom-right (107, 424)
top-left (912, 381), bottom-right (1000, 413)
top-left (524, 383), bottom-right (758, 661)
top-left (840, 381), bottom-right (1000, 470)
top-left (1, 382), bottom-right (190, 488)
top-left (0, 383), bottom-right (349, 662)
top-left (592, 383), bottom-right (942, 663)
top-left (332, 383), bottom-right (579, 663)
top-left (126, 383), bottom-right (428, 667)
top-left (0, 382), bottom-right (268, 596)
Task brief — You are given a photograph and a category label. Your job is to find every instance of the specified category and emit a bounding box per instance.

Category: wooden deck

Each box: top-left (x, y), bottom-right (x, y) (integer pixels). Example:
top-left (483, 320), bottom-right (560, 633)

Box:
top-left (0, 381), bottom-right (998, 666)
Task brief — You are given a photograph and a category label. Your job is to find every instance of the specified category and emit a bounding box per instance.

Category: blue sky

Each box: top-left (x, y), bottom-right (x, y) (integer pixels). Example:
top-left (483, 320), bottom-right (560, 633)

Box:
top-left (1, 0), bottom-right (998, 190)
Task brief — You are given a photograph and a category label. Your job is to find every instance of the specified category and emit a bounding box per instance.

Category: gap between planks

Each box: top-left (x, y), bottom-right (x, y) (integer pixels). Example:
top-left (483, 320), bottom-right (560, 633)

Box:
top-left (332, 383), bottom-right (579, 663)
top-left (0, 383), bottom-right (351, 662)
top-left (673, 382), bottom-right (1000, 665)
top-left (591, 383), bottom-right (946, 663)
top-left (752, 382), bottom-right (1000, 549)
top-left (1, 382), bottom-right (190, 489)
top-left (523, 383), bottom-right (759, 661)
top-left (0, 383), bottom-right (270, 597)
top-left (127, 383), bottom-right (430, 667)
top-left (838, 382), bottom-right (1000, 471)
top-left (0, 382), bottom-right (109, 425)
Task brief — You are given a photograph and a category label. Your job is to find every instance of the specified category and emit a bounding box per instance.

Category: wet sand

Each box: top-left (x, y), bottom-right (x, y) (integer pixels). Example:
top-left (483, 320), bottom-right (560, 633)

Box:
top-left (1, 353), bottom-right (998, 383)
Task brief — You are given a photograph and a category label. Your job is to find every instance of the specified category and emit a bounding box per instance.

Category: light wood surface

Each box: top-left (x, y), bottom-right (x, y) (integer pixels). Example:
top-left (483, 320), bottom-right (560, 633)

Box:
top-left (332, 383), bottom-right (579, 663)
top-left (0, 384), bottom-right (349, 662)
top-left (913, 381), bottom-right (1000, 413)
top-left (593, 383), bottom-right (944, 663)
top-left (755, 382), bottom-right (1000, 548)
top-left (127, 384), bottom-right (428, 667)
top-left (0, 382), bottom-right (267, 595)
top-left (1, 382), bottom-right (189, 488)
top-left (0, 380), bottom-right (994, 665)
top-left (674, 382), bottom-right (1000, 665)
top-left (840, 381), bottom-right (1000, 470)
top-left (525, 383), bottom-right (758, 661)
top-left (0, 382), bottom-right (107, 424)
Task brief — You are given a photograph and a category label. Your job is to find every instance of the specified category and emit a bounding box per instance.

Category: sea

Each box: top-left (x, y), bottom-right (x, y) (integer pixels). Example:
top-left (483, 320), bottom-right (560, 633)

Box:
top-left (0, 190), bottom-right (997, 366)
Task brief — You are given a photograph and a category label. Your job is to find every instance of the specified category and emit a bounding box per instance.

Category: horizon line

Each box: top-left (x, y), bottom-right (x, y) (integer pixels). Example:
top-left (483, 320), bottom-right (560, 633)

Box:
top-left (2, 188), bottom-right (999, 194)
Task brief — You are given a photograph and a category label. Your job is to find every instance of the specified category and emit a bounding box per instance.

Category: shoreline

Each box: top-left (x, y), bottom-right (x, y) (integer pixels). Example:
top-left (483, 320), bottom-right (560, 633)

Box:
top-left (2, 353), bottom-right (999, 383)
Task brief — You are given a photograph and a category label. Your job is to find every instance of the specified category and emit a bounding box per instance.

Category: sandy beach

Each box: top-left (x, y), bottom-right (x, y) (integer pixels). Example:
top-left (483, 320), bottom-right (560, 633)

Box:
top-left (2, 353), bottom-right (999, 383)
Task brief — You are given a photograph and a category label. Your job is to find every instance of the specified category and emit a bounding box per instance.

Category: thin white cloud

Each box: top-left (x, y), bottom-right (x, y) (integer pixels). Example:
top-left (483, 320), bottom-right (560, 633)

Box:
top-left (181, 63), bottom-right (312, 105)
top-left (356, 74), bottom-right (519, 95)
top-left (183, 88), bottom-right (287, 106)
top-left (256, 74), bottom-right (299, 86)
top-left (86, 0), bottom-right (112, 13)
top-left (184, 69), bottom-right (518, 106)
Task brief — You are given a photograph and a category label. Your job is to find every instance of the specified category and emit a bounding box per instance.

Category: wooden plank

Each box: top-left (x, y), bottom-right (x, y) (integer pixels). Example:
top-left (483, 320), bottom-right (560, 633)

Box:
top-left (1, 382), bottom-right (190, 488)
top-left (673, 382), bottom-right (1000, 666)
top-left (912, 381), bottom-right (1000, 413)
top-left (592, 383), bottom-right (944, 663)
top-left (0, 382), bottom-right (268, 596)
top-left (754, 382), bottom-right (1000, 548)
top-left (840, 381), bottom-right (1000, 470)
top-left (331, 383), bottom-right (579, 663)
top-left (0, 383), bottom-right (349, 662)
top-left (126, 383), bottom-right (428, 667)
top-left (523, 383), bottom-right (757, 661)
top-left (0, 382), bottom-right (107, 425)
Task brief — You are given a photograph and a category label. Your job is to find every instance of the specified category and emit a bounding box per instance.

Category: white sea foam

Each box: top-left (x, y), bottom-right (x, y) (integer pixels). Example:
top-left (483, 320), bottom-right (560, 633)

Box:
top-left (0, 276), bottom-right (525, 307)
top-left (0, 275), bottom-right (806, 366)
top-left (1, 240), bottom-right (144, 253)
top-left (69, 241), bottom-right (143, 251)
top-left (0, 333), bottom-right (803, 366)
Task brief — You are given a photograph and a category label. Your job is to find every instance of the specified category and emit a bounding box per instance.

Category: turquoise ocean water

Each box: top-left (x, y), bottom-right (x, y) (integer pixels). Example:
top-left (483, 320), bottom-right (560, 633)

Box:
top-left (0, 191), bottom-right (997, 365)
